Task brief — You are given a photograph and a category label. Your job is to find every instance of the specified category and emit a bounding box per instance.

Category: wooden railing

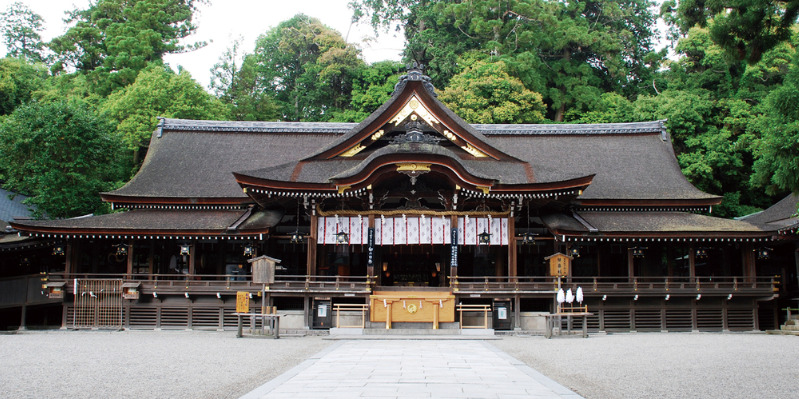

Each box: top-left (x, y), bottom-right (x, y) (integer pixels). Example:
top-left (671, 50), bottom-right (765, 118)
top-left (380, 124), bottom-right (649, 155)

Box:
top-left (41, 273), bottom-right (777, 297)
top-left (46, 273), bottom-right (374, 295)
top-left (457, 304), bottom-right (491, 329)
top-left (450, 275), bottom-right (777, 296)
top-left (334, 303), bottom-right (369, 328)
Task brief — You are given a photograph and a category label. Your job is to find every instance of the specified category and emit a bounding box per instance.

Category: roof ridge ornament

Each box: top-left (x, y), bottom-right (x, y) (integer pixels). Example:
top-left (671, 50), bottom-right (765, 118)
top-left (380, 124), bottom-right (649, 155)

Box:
top-left (393, 62), bottom-right (437, 97)
top-left (391, 120), bottom-right (443, 145)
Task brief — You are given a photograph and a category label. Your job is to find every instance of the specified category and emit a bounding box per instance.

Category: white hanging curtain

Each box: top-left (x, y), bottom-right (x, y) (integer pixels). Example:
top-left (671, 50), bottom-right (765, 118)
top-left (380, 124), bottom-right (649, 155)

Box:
top-left (317, 216), bottom-right (507, 245)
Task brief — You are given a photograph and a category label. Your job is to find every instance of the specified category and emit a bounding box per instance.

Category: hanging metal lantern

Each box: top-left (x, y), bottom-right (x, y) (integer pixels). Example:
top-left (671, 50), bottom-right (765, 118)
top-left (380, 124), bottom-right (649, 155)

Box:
top-left (290, 231), bottom-right (305, 244)
top-left (115, 243), bottom-right (128, 256)
top-left (519, 232), bottom-right (536, 245)
top-left (478, 230), bottom-right (491, 245)
top-left (179, 244), bottom-right (191, 256)
top-left (336, 231), bottom-right (349, 245)
top-left (52, 244), bottom-right (65, 256)
top-left (243, 244), bottom-right (255, 257)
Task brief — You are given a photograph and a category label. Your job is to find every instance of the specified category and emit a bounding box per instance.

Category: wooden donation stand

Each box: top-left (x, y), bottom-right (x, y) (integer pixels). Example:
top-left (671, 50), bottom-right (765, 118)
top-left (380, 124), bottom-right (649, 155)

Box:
top-left (370, 291), bottom-right (456, 329)
top-left (543, 252), bottom-right (592, 338)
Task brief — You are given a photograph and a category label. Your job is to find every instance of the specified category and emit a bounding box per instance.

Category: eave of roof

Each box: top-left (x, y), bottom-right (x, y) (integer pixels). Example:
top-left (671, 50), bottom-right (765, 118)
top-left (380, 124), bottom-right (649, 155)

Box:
top-left (543, 211), bottom-right (771, 239)
top-left (740, 194), bottom-right (799, 233)
top-left (10, 209), bottom-right (281, 238)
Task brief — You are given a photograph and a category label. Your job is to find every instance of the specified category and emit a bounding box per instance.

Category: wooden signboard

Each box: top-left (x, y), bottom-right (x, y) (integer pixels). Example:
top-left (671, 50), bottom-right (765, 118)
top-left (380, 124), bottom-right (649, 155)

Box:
top-left (236, 291), bottom-right (250, 313)
top-left (249, 255), bottom-right (282, 284)
top-left (545, 253), bottom-right (572, 276)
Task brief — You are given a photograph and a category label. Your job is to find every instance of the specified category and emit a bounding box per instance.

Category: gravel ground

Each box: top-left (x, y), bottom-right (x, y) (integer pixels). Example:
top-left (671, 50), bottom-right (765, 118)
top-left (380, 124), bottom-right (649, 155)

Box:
top-left (2, 331), bottom-right (797, 399)
top-left (491, 333), bottom-right (799, 399)
top-left (0, 330), bottom-right (330, 399)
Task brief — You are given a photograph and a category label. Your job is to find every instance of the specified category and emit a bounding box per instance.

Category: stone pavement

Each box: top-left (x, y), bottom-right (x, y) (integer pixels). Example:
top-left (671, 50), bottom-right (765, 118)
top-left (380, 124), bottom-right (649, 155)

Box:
top-left (241, 339), bottom-right (583, 399)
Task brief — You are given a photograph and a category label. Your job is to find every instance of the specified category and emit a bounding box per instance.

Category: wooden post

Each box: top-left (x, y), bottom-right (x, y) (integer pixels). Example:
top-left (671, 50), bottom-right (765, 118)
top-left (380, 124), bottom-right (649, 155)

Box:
top-left (432, 301), bottom-right (439, 330)
top-left (627, 247), bottom-right (635, 279)
top-left (385, 301), bottom-right (392, 329)
top-left (188, 243), bottom-right (196, 276)
top-left (689, 246), bottom-right (696, 278)
top-left (64, 241), bottom-right (74, 275)
top-left (597, 246), bottom-right (603, 277)
top-left (307, 214), bottom-right (318, 278)
top-left (742, 244), bottom-right (756, 282)
top-left (126, 240), bottom-right (134, 278)
top-left (508, 217), bottom-right (517, 281)
top-left (147, 244), bottom-right (154, 279)
top-left (303, 295), bottom-right (310, 329)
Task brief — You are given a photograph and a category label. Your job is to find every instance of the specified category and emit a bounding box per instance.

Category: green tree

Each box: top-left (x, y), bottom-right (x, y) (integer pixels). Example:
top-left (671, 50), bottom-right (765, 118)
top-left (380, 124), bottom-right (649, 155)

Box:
top-left (101, 64), bottom-right (230, 167)
top-left (439, 58), bottom-right (545, 124)
top-left (0, 57), bottom-right (48, 115)
top-left (248, 14), bottom-right (364, 121)
top-left (750, 45), bottom-right (799, 194)
top-left (663, 0), bottom-right (799, 64)
top-left (210, 39), bottom-right (280, 121)
top-left (351, 0), bottom-right (661, 121)
top-left (0, 99), bottom-right (125, 218)
top-left (49, 0), bottom-right (205, 94)
top-left (331, 60), bottom-right (403, 122)
top-left (0, 2), bottom-right (46, 62)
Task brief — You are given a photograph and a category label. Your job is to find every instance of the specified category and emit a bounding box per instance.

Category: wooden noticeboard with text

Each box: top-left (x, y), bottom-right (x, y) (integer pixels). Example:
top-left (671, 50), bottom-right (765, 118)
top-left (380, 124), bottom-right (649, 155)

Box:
top-left (236, 291), bottom-right (250, 313)
top-left (545, 253), bottom-right (572, 277)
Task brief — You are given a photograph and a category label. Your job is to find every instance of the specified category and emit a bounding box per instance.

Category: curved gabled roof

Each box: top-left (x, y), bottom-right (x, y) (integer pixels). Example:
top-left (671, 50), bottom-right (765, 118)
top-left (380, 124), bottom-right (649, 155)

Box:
top-left (303, 69), bottom-right (522, 162)
top-left (99, 116), bottom-right (718, 206)
top-left (485, 123), bottom-right (719, 204)
top-left (102, 120), bottom-right (343, 204)
top-left (740, 194), bottom-right (799, 233)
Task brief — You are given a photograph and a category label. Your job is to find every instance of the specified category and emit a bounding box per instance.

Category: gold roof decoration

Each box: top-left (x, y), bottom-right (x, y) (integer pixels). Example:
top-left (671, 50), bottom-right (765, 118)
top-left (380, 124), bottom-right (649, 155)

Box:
top-left (390, 96), bottom-right (440, 127)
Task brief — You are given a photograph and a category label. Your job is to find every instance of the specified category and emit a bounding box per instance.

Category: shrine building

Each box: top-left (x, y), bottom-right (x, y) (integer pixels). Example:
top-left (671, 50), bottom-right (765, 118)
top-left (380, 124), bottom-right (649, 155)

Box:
top-left (6, 68), bottom-right (798, 333)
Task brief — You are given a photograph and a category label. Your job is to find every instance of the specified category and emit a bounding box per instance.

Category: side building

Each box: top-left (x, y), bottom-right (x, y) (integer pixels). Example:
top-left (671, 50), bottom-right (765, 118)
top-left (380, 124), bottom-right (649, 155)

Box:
top-left (8, 69), bottom-right (798, 332)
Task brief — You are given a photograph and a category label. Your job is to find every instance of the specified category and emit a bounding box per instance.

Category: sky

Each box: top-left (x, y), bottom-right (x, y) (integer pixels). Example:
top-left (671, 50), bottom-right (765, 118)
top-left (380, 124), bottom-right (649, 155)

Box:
top-left (0, 0), bottom-right (406, 89)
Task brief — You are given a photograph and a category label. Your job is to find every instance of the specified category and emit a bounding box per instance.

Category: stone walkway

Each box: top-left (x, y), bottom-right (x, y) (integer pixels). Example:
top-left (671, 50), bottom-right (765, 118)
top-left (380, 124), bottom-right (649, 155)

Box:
top-left (241, 340), bottom-right (582, 399)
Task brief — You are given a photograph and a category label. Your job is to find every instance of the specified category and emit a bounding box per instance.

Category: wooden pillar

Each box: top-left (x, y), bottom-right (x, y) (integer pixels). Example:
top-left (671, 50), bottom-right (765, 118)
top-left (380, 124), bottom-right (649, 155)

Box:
top-left (188, 242), bottom-right (196, 275)
top-left (147, 244), bottom-right (154, 279)
top-left (742, 244), bottom-right (756, 282)
top-left (307, 214), bottom-right (318, 277)
top-left (688, 246), bottom-right (696, 278)
top-left (125, 240), bottom-right (134, 278)
top-left (432, 301), bottom-right (439, 330)
top-left (19, 304), bottom-right (27, 330)
top-left (597, 246), bottom-right (603, 277)
top-left (508, 217), bottom-right (517, 280)
top-left (64, 241), bottom-right (74, 275)
top-left (514, 294), bottom-right (521, 331)
top-left (794, 246), bottom-right (799, 294)
top-left (666, 247), bottom-right (675, 277)
top-left (627, 247), bottom-right (635, 278)
top-left (303, 295), bottom-right (310, 329)
top-left (385, 301), bottom-right (392, 329)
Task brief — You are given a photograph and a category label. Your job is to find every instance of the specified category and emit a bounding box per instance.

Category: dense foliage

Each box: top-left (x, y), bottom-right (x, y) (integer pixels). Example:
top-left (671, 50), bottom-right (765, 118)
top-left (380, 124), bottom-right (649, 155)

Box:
top-left (0, 0), bottom-right (797, 219)
top-left (0, 100), bottom-right (125, 218)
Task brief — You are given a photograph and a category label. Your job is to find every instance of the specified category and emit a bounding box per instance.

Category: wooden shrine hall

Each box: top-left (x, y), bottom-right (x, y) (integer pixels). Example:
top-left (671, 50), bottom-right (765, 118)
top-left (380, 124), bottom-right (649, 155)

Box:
top-left (8, 67), bottom-right (798, 332)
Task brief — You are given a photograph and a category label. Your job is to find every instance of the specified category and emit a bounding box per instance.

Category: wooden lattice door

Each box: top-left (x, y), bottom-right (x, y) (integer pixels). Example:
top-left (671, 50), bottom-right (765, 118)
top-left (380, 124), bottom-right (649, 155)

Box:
top-left (72, 279), bottom-right (123, 329)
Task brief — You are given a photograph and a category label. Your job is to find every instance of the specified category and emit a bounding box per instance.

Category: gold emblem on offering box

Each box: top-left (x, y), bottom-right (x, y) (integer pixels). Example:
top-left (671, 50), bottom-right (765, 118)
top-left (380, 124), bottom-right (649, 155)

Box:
top-left (407, 303), bottom-right (418, 314)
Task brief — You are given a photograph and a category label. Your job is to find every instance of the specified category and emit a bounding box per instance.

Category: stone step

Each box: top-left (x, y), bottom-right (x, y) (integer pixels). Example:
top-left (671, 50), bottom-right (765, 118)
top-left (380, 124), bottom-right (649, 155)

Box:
top-left (365, 321), bottom-right (461, 330)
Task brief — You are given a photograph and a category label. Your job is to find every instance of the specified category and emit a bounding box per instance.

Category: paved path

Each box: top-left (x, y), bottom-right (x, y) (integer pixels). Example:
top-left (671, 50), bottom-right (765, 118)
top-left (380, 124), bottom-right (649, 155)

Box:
top-left (241, 340), bottom-right (582, 399)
